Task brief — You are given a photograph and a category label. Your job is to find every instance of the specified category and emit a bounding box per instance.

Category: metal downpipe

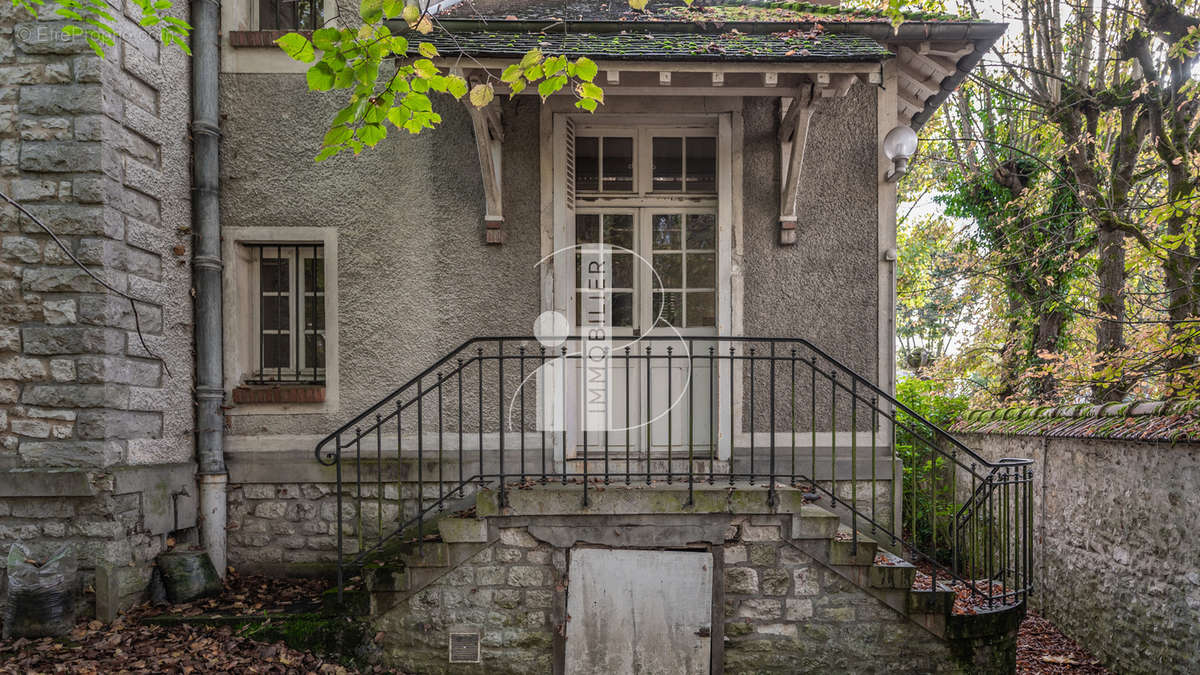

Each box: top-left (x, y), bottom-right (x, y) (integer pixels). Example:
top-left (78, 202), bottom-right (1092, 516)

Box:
top-left (191, 0), bottom-right (227, 576)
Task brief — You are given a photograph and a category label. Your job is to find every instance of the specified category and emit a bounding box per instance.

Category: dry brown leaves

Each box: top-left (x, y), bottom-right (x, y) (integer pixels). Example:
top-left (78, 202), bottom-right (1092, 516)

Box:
top-left (0, 574), bottom-right (361, 674)
top-left (1017, 611), bottom-right (1110, 674)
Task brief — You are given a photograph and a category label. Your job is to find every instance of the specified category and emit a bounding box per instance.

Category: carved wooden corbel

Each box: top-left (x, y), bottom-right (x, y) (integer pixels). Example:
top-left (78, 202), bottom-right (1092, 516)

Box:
top-left (465, 92), bottom-right (505, 244)
top-left (778, 86), bottom-right (815, 246)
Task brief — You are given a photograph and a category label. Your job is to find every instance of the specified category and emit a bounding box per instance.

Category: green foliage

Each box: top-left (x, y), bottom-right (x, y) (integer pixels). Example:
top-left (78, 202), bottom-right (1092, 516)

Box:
top-left (895, 377), bottom-right (968, 564)
top-left (13, 0), bottom-right (191, 57)
top-left (278, 4), bottom-right (605, 161)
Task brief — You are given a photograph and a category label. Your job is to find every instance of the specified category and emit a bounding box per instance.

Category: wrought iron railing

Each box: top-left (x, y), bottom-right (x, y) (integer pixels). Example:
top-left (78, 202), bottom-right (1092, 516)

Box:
top-left (314, 336), bottom-right (1033, 610)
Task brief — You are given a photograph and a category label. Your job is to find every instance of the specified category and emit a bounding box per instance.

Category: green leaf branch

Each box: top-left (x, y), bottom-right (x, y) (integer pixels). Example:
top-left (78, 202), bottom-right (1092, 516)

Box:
top-left (276, 3), bottom-right (605, 160)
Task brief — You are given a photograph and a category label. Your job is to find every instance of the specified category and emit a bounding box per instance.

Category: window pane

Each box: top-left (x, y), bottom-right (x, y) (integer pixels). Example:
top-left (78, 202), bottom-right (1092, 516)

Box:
top-left (603, 213), bottom-right (634, 249)
top-left (575, 136), bottom-right (599, 192)
top-left (612, 253), bottom-right (634, 288)
top-left (263, 333), bottom-right (290, 369)
top-left (687, 253), bottom-right (716, 288)
top-left (652, 137), bottom-right (683, 191)
top-left (304, 295), bottom-right (324, 330)
top-left (260, 258), bottom-right (289, 292)
top-left (686, 214), bottom-right (716, 250)
top-left (686, 291), bottom-right (716, 327)
top-left (602, 137), bottom-right (634, 191)
top-left (305, 334), bottom-right (326, 370)
top-left (576, 213), bottom-right (600, 243)
top-left (653, 253), bottom-right (682, 288)
top-left (612, 292), bottom-right (634, 327)
top-left (686, 137), bottom-right (717, 192)
top-left (652, 213), bottom-right (682, 250)
top-left (304, 256), bottom-right (325, 292)
top-left (653, 291), bottom-right (682, 326)
top-left (262, 295), bottom-right (289, 330)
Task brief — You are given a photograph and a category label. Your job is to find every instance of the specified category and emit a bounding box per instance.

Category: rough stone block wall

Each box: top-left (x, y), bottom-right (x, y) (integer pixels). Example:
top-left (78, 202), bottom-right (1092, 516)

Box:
top-left (370, 516), bottom-right (1007, 674)
top-left (959, 432), bottom-right (1200, 675)
top-left (226, 472), bottom-right (477, 574)
top-left (0, 0), bottom-right (194, 619)
top-left (375, 528), bottom-right (560, 674)
top-left (720, 518), bottom-right (959, 673)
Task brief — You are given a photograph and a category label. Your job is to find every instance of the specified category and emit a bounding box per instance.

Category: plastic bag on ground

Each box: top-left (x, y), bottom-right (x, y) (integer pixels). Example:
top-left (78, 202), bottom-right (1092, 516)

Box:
top-left (3, 543), bottom-right (77, 639)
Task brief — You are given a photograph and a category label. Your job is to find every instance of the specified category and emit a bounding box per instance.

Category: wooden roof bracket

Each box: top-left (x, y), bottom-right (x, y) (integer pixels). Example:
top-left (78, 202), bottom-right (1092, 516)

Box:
top-left (465, 90), bottom-right (505, 244)
top-left (778, 85), bottom-right (815, 246)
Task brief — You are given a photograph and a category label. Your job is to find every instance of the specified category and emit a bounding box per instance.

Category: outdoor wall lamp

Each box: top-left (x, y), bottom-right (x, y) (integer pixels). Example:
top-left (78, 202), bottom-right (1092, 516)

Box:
top-left (883, 125), bottom-right (919, 182)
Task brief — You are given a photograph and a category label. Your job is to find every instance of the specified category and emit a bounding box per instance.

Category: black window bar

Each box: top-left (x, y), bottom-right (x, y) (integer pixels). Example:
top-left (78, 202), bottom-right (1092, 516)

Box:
top-left (259, 0), bottom-right (322, 30)
top-left (246, 244), bottom-right (325, 385)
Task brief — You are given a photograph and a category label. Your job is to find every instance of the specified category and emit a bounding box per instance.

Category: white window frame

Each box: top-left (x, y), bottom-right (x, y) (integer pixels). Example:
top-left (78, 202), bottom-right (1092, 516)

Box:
top-left (222, 226), bottom-right (340, 415)
top-left (546, 108), bottom-right (743, 462)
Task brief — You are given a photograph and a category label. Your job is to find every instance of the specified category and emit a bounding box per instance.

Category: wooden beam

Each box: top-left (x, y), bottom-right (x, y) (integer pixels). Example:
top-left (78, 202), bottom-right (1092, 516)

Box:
top-left (919, 41), bottom-right (974, 60)
top-left (466, 101), bottom-right (504, 244)
top-left (898, 65), bottom-right (939, 98)
top-left (898, 45), bottom-right (957, 80)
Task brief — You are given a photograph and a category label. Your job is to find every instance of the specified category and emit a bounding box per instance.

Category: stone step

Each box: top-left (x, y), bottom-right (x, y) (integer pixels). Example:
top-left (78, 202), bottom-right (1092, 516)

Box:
top-left (437, 516), bottom-right (488, 543)
top-left (477, 483), bottom-right (813, 518)
top-left (870, 550), bottom-right (917, 590)
top-left (790, 504), bottom-right (841, 539)
top-left (828, 526), bottom-right (879, 565)
top-left (907, 587), bottom-right (955, 616)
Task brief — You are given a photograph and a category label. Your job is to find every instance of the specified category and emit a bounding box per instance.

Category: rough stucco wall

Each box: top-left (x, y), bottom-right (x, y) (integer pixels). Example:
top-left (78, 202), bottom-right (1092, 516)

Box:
top-left (742, 89), bottom-right (878, 380)
top-left (741, 90), bottom-right (879, 435)
top-left (218, 74), bottom-right (542, 437)
top-left (959, 432), bottom-right (1200, 675)
top-left (0, 0), bottom-right (196, 619)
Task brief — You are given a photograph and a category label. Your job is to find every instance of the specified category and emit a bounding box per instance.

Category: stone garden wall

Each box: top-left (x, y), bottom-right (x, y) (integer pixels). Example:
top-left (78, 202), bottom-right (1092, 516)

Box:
top-left (0, 0), bottom-right (196, 621)
top-left (954, 404), bottom-right (1200, 675)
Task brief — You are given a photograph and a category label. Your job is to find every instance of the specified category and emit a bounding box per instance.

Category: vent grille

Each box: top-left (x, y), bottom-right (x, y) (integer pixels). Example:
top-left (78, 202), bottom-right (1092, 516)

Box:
top-left (448, 631), bottom-right (481, 663)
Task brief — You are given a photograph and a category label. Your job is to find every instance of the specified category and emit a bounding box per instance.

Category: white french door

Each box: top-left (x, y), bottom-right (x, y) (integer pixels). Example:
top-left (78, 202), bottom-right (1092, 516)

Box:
top-left (553, 114), bottom-right (735, 463)
top-left (573, 207), bottom-right (717, 457)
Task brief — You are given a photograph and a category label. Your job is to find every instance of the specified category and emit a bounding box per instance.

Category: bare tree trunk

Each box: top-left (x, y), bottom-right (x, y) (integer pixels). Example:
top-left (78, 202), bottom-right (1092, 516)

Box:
top-left (1093, 224), bottom-right (1127, 402)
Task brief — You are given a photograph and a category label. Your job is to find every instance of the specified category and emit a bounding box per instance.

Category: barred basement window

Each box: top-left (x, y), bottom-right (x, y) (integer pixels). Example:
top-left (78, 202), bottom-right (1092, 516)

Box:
top-left (247, 244), bottom-right (325, 384)
top-left (259, 0), bottom-right (322, 30)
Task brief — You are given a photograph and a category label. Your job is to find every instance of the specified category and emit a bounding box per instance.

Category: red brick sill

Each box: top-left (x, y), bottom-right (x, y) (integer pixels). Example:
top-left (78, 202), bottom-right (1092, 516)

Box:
top-left (228, 30), bottom-right (312, 48)
top-left (232, 384), bottom-right (325, 405)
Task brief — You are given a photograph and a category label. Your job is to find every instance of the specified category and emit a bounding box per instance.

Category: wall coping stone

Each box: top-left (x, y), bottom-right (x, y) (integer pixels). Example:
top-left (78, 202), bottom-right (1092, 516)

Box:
top-left (951, 399), bottom-right (1200, 442)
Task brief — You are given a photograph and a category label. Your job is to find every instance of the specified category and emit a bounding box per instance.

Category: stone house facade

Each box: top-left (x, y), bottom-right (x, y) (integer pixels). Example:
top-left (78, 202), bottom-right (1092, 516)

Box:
top-left (1, 0), bottom-right (1035, 671)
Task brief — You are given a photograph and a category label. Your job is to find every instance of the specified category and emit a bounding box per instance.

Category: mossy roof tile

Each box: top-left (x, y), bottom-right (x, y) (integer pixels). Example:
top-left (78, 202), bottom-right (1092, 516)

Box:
top-left (423, 29), bottom-right (891, 61)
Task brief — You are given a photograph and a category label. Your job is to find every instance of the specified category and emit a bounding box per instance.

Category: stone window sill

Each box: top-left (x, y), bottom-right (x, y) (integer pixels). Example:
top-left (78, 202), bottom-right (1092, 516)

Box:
top-left (228, 30), bottom-right (312, 48)
top-left (232, 384), bottom-right (325, 405)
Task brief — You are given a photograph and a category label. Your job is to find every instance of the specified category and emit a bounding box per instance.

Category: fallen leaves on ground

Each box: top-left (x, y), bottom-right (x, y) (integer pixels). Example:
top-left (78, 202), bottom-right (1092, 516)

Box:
top-left (0, 619), bottom-right (355, 675)
top-left (1017, 610), bottom-right (1110, 674)
top-left (0, 573), bottom-right (376, 674)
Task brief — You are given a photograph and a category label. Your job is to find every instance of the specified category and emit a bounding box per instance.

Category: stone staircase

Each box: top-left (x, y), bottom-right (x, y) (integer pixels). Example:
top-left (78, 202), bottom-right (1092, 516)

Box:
top-left (360, 483), bottom-right (1013, 645)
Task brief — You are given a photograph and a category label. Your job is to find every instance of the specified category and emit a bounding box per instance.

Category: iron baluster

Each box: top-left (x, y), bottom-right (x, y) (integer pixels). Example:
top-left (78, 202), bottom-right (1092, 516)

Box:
top-left (498, 340), bottom-right (506, 508)
top-left (457, 359), bottom-right (464, 496)
top-left (355, 428), bottom-right (362, 555)
top-left (334, 432), bottom-right (343, 604)
top-left (708, 346), bottom-right (715, 485)
top-left (810, 356), bottom-right (817, 493)
top-left (850, 379), bottom-right (857, 555)
top-left (437, 373), bottom-right (444, 510)
top-left (748, 347), bottom-right (756, 486)
top-left (870, 396), bottom-right (877, 535)
top-left (687, 339), bottom-right (694, 506)
top-left (376, 414), bottom-right (383, 541)
top-left (520, 346), bottom-right (527, 484)
top-left (830, 371), bottom-right (837, 507)
top-left (667, 345), bottom-right (673, 485)
top-left (562, 346), bottom-right (568, 486)
top-left (625, 345), bottom-right (631, 486)
top-left (646, 345), bottom-right (653, 486)
top-left (768, 343), bottom-right (776, 507)
top-left (416, 380), bottom-right (423, 558)
top-left (478, 347), bottom-right (484, 488)
top-left (790, 348), bottom-right (796, 488)
top-left (729, 345), bottom-right (735, 488)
